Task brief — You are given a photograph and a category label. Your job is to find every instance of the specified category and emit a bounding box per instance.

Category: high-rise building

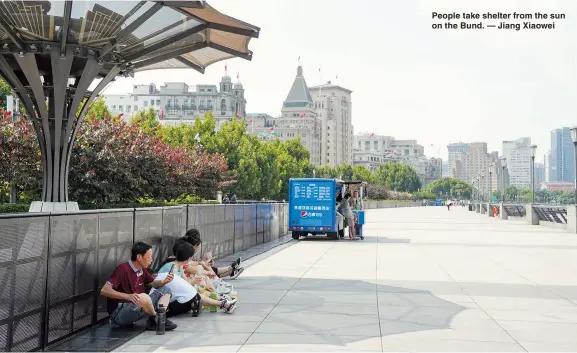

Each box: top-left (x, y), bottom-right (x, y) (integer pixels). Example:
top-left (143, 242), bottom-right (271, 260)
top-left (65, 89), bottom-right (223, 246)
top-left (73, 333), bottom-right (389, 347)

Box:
top-left (309, 82), bottom-right (353, 167)
top-left (447, 143), bottom-right (470, 181)
top-left (549, 127), bottom-right (575, 183)
top-left (503, 137), bottom-right (532, 188)
top-left (535, 163), bottom-right (545, 187)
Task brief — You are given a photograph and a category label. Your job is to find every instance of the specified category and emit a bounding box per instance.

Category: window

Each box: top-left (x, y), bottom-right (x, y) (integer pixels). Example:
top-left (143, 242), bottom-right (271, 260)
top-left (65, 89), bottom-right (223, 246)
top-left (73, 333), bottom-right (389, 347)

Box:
top-left (134, 105), bottom-right (138, 111)
top-left (119, 105), bottom-right (124, 112)
top-left (200, 89), bottom-right (205, 92)
top-left (150, 100), bottom-right (154, 106)
top-left (220, 99), bottom-right (226, 112)
top-left (156, 100), bottom-right (160, 106)
top-left (127, 105), bottom-right (131, 113)
top-left (111, 105), bottom-right (116, 109)
top-left (143, 101), bottom-right (148, 107)
top-left (134, 96), bottom-right (138, 101)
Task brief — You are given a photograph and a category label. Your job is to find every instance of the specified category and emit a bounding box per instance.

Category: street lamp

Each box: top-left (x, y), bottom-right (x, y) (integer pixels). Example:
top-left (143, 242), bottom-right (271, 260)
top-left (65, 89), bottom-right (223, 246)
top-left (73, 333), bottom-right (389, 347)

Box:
top-left (530, 145), bottom-right (537, 203)
top-left (501, 157), bottom-right (507, 202)
top-left (571, 126), bottom-right (577, 204)
top-left (489, 166), bottom-right (493, 201)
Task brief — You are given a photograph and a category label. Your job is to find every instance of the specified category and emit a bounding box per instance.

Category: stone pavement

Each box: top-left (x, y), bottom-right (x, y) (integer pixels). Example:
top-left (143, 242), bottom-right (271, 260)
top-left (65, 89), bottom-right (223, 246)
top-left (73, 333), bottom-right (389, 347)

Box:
top-left (116, 206), bottom-right (577, 352)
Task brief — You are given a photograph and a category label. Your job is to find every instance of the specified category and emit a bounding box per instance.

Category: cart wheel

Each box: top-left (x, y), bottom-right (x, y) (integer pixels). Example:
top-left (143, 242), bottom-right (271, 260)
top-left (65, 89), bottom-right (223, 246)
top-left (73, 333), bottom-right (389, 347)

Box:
top-left (338, 228), bottom-right (345, 238)
top-left (328, 232), bottom-right (339, 240)
top-left (292, 232), bottom-right (301, 240)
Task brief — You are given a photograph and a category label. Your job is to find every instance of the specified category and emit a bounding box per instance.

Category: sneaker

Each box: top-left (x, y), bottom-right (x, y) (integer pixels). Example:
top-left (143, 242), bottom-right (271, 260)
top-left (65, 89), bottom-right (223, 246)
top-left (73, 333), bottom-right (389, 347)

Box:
top-left (220, 299), bottom-right (238, 314)
top-left (231, 257), bottom-right (241, 269)
top-left (229, 267), bottom-right (244, 280)
top-left (146, 316), bottom-right (177, 332)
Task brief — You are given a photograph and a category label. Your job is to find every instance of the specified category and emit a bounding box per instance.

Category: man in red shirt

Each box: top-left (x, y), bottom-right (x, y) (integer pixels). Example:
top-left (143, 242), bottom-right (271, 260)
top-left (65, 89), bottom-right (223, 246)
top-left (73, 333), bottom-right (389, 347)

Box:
top-left (101, 241), bottom-right (177, 333)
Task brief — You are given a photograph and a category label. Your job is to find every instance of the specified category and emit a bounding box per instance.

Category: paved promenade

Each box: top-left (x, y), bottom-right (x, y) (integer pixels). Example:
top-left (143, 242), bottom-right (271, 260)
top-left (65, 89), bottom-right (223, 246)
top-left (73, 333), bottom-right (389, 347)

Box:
top-left (117, 207), bottom-right (577, 352)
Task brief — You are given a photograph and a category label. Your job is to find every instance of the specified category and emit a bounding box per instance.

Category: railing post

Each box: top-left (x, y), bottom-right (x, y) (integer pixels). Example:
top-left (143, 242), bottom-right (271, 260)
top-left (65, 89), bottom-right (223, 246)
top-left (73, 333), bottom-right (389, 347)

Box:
top-left (567, 205), bottom-right (577, 234)
top-left (525, 204), bottom-right (539, 225)
top-left (499, 202), bottom-right (508, 220)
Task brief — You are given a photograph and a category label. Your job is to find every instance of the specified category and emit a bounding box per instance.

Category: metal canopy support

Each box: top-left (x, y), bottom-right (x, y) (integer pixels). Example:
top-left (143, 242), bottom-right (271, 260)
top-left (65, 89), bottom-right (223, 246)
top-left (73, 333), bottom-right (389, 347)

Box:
top-left (0, 0), bottom-right (260, 208)
top-left (123, 23), bottom-right (208, 62)
top-left (208, 42), bottom-right (252, 61)
top-left (174, 56), bottom-right (204, 73)
top-left (100, 2), bottom-right (163, 56)
top-left (132, 42), bottom-right (208, 69)
top-left (60, 1), bottom-right (73, 56)
top-left (0, 17), bottom-right (24, 50)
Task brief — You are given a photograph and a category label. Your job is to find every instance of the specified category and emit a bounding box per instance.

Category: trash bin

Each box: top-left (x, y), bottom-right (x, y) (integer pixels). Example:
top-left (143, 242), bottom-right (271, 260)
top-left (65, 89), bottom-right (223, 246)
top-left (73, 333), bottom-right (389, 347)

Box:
top-left (468, 204), bottom-right (473, 211)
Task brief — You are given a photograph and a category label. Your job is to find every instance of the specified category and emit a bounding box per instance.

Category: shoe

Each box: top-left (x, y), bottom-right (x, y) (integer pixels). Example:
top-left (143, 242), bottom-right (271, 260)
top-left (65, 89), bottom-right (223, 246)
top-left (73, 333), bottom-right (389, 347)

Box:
top-left (146, 316), bottom-right (177, 332)
top-left (229, 267), bottom-right (244, 280)
top-left (220, 299), bottom-right (238, 314)
top-left (191, 293), bottom-right (201, 317)
top-left (231, 257), bottom-right (241, 269)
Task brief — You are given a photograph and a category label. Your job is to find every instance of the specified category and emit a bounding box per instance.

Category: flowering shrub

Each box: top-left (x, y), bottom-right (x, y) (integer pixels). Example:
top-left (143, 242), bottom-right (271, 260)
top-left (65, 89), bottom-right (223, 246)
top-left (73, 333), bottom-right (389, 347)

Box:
top-left (0, 110), bottom-right (232, 203)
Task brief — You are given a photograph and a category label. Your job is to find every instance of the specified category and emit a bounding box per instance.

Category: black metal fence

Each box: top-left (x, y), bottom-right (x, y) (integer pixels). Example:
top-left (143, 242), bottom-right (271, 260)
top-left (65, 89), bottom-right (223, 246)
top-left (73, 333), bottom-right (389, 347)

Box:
top-left (503, 204), bottom-right (527, 217)
top-left (0, 203), bottom-right (288, 352)
top-left (533, 205), bottom-right (567, 224)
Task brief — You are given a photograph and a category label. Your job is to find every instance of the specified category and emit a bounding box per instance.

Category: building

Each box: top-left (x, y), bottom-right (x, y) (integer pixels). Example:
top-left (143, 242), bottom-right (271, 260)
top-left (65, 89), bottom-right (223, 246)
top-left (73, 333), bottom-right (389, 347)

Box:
top-left (503, 137), bottom-right (532, 188)
top-left (447, 143), bottom-right (470, 179)
top-left (102, 73), bottom-right (247, 130)
top-left (441, 162), bottom-right (450, 177)
top-left (549, 127), bottom-right (575, 183)
top-left (424, 158), bottom-right (443, 185)
top-left (309, 82), bottom-right (353, 167)
top-left (352, 133), bottom-right (435, 183)
top-left (249, 66), bottom-right (323, 165)
top-left (535, 162), bottom-right (545, 187)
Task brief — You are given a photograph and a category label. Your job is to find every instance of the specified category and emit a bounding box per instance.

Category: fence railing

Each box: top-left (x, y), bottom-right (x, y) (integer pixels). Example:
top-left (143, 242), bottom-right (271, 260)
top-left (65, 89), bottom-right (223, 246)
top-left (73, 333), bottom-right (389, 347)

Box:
top-left (533, 205), bottom-right (567, 224)
top-left (503, 204), bottom-right (527, 218)
top-left (0, 203), bottom-right (288, 352)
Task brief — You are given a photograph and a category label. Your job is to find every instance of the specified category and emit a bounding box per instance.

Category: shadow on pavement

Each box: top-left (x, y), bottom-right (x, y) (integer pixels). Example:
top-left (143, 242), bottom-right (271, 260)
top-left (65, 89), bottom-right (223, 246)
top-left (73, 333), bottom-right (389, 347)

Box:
top-left (116, 276), bottom-right (468, 351)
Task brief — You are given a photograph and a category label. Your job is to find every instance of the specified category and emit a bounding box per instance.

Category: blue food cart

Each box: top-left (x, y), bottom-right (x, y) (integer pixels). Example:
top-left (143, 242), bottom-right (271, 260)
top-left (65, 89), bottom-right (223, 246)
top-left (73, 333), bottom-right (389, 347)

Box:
top-left (288, 178), bottom-right (366, 240)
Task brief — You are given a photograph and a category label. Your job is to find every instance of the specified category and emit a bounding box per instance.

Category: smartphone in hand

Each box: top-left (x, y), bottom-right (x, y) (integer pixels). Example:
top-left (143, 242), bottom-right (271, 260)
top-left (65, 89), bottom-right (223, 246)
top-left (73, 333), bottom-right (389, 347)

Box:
top-left (169, 264), bottom-right (175, 274)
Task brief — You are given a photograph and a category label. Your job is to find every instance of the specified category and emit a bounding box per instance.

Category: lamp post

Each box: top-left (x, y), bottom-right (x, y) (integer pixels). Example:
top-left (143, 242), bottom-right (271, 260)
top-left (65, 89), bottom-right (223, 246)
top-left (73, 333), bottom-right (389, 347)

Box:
top-left (477, 175), bottom-right (481, 202)
top-left (481, 174), bottom-right (485, 202)
top-left (489, 166), bottom-right (493, 202)
top-left (501, 157), bottom-right (507, 202)
top-left (571, 126), bottom-right (577, 204)
top-left (530, 145), bottom-right (537, 203)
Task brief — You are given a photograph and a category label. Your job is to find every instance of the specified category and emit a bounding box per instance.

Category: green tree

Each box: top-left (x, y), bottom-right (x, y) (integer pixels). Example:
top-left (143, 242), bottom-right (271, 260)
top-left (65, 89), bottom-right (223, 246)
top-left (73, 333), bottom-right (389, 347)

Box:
top-left (424, 177), bottom-right (472, 199)
top-left (374, 163), bottom-right (421, 192)
top-left (130, 107), bottom-right (160, 133)
top-left (351, 165), bottom-right (375, 183)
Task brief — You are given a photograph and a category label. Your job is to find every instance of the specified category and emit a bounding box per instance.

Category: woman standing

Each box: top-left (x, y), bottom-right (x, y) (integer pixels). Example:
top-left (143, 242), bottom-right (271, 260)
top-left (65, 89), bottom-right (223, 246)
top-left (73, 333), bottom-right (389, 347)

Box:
top-left (340, 193), bottom-right (356, 240)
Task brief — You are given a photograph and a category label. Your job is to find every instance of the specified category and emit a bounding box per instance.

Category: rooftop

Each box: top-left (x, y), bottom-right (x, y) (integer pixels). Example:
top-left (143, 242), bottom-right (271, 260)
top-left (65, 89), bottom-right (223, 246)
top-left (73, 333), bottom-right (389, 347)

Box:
top-left (283, 66), bottom-right (314, 109)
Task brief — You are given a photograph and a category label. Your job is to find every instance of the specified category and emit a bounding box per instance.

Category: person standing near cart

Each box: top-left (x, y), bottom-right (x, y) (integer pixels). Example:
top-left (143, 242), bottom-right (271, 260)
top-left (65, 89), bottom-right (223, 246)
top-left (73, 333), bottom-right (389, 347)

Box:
top-left (340, 193), bottom-right (356, 240)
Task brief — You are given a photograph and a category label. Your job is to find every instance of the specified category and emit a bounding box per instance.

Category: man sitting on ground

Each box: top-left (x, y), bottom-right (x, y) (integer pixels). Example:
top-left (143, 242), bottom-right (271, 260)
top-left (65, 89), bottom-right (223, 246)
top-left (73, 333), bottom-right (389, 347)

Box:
top-left (101, 241), bottom-right (178, 333)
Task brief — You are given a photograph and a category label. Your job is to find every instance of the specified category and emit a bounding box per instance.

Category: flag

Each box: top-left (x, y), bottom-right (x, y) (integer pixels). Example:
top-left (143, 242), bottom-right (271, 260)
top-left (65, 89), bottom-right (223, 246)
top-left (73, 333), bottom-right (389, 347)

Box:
top-left (248, 119), bottom-right (253, 124)
top-left (300, 113), bottom-right (304, 119)
top-left (269, 127), bottom-right (274, 132)
top-left (336, 74), bottom-right (339, 79)
top-left (369, 132), bottom-right (374, 137)
top-left (225, 63), bottom-right (227, 72)
top-left (237, 73), bottom-right (239, 79)
top-left (298, 56), bottom-right (300, 61)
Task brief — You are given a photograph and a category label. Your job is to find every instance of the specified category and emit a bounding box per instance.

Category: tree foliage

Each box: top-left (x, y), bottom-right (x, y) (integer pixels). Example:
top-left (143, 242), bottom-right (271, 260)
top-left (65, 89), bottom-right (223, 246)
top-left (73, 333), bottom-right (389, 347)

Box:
top-left (492, 186), bottom-right (575, 205)
top-left (423, 177), bottom-right (472, 199)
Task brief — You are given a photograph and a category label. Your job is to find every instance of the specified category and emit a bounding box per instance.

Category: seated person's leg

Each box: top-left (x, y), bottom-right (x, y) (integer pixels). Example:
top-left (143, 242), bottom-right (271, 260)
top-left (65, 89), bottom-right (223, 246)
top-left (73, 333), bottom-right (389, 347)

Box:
top-left (109, 301), bottom-right (146, 327)
top-left (148, 286), bottom-right (172, 314)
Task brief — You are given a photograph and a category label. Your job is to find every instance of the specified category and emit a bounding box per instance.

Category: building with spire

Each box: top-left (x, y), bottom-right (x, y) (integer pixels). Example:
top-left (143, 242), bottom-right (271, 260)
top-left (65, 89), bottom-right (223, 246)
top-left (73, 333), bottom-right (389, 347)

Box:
top-left (247, 65), bottom-right (322, 165)
top-left (102, 70), bottom-right (247, 130)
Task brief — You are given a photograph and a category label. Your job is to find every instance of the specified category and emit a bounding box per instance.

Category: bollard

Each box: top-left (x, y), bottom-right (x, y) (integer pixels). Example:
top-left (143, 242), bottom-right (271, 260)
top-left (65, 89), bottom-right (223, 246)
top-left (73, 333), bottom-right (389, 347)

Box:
top-left (567, 206), bottom-right (577, 234)
top-left (499, 203), bottom-right (508, 220)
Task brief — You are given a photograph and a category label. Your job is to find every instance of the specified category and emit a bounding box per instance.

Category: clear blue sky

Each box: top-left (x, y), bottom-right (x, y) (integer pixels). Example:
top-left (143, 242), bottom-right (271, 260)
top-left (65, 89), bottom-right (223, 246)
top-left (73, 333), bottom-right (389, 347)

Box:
top-left (106, 0), bottom-right (577, 164)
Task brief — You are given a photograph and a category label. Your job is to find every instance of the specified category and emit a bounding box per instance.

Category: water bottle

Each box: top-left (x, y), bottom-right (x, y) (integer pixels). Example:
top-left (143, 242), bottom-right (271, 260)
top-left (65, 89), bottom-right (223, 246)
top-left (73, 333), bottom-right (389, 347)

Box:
top-left (210, 292), bottom-right (218, 312)
top-left (156, 304), bottom-right (167, 335)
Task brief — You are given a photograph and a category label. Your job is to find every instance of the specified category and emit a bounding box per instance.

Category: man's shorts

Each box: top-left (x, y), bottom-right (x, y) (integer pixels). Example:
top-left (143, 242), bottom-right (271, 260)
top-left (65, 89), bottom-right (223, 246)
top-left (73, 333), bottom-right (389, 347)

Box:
top-left (109, 286), bottom-right (171, 327)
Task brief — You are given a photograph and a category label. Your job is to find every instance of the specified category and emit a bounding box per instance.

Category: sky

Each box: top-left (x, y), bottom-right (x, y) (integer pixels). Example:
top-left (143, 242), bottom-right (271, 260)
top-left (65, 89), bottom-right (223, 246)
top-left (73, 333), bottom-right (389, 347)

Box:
top-left (105, 0), bottom-right (577, 164)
